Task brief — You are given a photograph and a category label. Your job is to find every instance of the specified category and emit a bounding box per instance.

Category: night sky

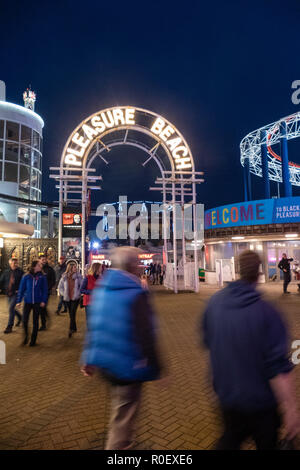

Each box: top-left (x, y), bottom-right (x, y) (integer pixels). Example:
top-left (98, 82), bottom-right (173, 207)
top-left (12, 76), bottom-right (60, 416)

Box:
top-left (1, 0), bottom-right (300, 209)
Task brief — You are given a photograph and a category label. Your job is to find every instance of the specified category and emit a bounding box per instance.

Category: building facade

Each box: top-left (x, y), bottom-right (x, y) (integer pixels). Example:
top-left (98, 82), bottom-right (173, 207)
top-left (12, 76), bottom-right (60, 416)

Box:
top-left (0, 81), bottom-right (44, 237)
top-left (204, 197), bottom-right (300, 283)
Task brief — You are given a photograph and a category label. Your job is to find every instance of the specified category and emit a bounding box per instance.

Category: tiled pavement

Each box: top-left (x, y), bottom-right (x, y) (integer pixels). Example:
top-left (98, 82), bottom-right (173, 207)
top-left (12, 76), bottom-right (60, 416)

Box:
top-left (1, 283), bottom-right (300, 450)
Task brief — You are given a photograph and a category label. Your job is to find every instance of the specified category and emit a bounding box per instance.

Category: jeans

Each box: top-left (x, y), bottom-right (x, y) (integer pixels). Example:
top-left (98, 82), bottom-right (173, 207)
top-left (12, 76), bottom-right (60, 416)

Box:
top-left (67, 299), bottom-right (79, 332)
top-left (283, 272), bottom-right (291, 293)
top-left (57, 295), bottom-right (67, 313)
top-left (216, 406), bottom-right (280, 450)
top-left (23, 303), bottom-right (41, 345)
top-left (7, 294), bottom-right (22, 328)
top-left (105, 383), bottom-right (143, 450)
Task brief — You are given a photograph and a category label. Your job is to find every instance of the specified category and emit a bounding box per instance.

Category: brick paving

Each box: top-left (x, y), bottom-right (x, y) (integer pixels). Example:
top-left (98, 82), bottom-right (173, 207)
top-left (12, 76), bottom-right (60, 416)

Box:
top-left (1, 283), bottom-right (300, 450)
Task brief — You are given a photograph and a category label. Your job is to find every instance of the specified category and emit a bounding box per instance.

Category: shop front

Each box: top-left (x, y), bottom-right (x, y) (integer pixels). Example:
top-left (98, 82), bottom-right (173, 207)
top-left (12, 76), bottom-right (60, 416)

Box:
top-left (204, 197), bottom-right (300, 284)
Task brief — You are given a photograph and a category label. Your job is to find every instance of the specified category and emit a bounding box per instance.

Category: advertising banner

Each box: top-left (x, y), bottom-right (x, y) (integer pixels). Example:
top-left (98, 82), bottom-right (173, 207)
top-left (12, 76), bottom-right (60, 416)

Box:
top-left (205, 197), bottom-right (300, 229)
top-left (62, 208), bottom-right (82, 237)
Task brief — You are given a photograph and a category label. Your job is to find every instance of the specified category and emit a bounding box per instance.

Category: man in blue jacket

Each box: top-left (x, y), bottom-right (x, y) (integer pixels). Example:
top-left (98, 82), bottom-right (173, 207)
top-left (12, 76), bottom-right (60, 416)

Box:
top-left (81, 247), bottom-right (165, 450)
top-left (202, 250), bottom-right (300, 450)
top-left (17, 260), bottom-right (48, 346)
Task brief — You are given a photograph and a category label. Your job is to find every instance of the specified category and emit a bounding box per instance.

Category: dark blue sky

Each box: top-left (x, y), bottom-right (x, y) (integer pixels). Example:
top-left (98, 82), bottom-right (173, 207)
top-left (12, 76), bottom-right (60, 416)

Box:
top-left (1, 0), bottom-right (300, 209)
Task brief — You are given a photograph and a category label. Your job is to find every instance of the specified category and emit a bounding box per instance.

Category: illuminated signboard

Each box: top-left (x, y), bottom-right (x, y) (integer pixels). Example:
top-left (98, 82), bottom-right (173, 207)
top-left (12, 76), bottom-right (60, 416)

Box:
top-left (205, 197), bottom-right (300, 229)
top-left (61, 106), bottom-right (193, 171)
top-left (138, 253), bottom-right (155, 260)
top-left (63, 213), bottom-right (82, 227)
top-left (62, 208), bottom-right (82, 238)
top-left (91, 254), bottom-right (106, 261)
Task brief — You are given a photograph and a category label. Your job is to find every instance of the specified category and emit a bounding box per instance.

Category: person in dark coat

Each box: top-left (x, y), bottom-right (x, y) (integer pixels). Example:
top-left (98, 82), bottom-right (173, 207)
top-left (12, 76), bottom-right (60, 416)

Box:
top-left (202, 250), bottom-right (300, 450)
top-left (80, 262), bottom-right (101, 328)
top-left (16, 260), bottom-right (48, 347)
top-left (81, 247), bottom-right (166, 450)
top-left (39, 254), bottom-right (56, 330)
top-left (54, 256), bottom-right (67, 314)
top-left (0, 258), bottom-right (24, 334)
top-left (278, 253), bottom-right (294, 294)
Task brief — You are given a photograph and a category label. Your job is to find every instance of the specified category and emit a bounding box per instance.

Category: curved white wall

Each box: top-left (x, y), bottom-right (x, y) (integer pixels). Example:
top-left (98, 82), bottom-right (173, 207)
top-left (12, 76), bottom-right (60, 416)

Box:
top-left (0, 102), bottom-right (44, 134)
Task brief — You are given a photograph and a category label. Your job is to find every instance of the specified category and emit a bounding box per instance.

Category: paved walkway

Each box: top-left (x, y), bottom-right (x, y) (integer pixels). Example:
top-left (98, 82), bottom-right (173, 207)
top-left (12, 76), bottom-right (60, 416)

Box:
top-left (0, 283), bottom-right (300, 450)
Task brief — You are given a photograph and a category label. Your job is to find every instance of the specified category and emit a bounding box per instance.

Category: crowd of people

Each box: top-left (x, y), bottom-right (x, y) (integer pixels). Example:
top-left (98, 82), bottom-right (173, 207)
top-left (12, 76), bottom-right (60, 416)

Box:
top-left (1, 248), bottom-right (300, 450)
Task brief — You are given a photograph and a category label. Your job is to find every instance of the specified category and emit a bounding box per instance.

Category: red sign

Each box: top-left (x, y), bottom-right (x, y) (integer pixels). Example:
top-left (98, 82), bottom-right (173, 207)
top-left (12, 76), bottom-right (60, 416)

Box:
top-left (63, 213), bottom-right (82, 225)
top-left (91, 254), bottom-right (106, 260)
top-left (138, 253), bottom-right (155, 260)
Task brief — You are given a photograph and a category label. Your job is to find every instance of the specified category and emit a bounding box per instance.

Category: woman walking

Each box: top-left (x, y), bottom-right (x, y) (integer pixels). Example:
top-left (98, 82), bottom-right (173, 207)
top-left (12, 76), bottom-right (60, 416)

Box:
top-left (58, 263), bottom-right (82, 337)
top-left (80, 262), bottom-right (101, 328)
top-left (16, 260), bottom-right (48, 347)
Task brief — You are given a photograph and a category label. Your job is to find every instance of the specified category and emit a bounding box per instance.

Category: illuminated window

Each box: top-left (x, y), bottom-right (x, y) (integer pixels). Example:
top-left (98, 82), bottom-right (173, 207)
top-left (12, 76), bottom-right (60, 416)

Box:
top-left (21, 126), bottom-right (31, 147)
top-left (5, 141), bottom-right (19, 162)
top-left (6, 121), bottom-right (19, 141)
top-left (4, 162), bottom-right (17, 182)
top-left (20, 144), bottom-right (30, 164)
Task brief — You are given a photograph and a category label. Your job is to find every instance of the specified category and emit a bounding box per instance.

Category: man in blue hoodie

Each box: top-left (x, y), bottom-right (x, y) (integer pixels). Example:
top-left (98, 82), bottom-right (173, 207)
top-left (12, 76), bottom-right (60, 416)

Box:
top-left (202, 250), bottom-right (300, 450)
top-left (80, 247), bottom-right (165, 450)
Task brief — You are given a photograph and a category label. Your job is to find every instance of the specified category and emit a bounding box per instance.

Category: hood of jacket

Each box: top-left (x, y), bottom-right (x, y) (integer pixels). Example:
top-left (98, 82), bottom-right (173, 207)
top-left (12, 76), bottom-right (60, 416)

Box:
top-left (99, 269), bottom-right (141, 291)
top-left (220, 279), bottom-right (261, 309)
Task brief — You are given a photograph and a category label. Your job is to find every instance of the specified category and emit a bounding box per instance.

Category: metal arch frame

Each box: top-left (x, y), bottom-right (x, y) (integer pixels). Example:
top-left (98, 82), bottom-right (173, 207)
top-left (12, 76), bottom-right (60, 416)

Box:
top-left (60, 106), bottom-right (195, 173)
top-left (240, 111), bottom-right (300, 186)
top-left (86, 135), bottom-right (167, 177)
top-left (50, 106), bottom-right (203, 293)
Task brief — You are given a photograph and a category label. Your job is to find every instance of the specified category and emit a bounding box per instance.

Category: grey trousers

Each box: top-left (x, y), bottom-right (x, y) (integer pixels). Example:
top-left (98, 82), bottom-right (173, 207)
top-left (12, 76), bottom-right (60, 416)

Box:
top-left (105, 382), bottom-right (143, 450)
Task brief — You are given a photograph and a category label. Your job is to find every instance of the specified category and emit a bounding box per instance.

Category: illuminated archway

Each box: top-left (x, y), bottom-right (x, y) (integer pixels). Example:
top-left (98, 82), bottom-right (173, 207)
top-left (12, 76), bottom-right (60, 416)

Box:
top-left (51, 106), bottom-right (202, 293)
top-left (60, 106), bottom-right (195, 173)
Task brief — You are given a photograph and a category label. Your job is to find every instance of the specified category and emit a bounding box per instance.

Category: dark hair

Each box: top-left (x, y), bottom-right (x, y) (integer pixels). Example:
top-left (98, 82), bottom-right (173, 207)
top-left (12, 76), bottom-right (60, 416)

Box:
top-left (28, 260), bottom-right (40, 275)
top-left (239, 250), bottom-right (261, 283)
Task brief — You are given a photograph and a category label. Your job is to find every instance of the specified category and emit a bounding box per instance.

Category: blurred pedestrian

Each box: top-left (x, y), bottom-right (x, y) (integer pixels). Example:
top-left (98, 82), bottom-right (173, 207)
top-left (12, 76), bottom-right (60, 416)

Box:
top-left (16, 260), bottom-right (48, 347)
top-left (39, 254), bottom-right (56, 330)
top-left (140, 274), bottom-right (148, 290)
top-left (278, 253), bottom-right (293, 294)
top-left (58, 263), bottom-right (82, 337)
top-left (80, 262), bottom-right (101, 327)
top-left (54, 256), bottom-right (67, 314)
top-left (202, 250), bottom-right (300, 450)
top-left (81, 247), bottom-right (164, 450)
top-left (293, 262), bottom-right (300, 292)
top-left (160, 265), bottom-right (165, 285)
top-left (156, 263), bottom-right (162, 285)
top-left (150, 262), bottom-right (157, 285)
top-left (0, 258), bottom-right (24, 334)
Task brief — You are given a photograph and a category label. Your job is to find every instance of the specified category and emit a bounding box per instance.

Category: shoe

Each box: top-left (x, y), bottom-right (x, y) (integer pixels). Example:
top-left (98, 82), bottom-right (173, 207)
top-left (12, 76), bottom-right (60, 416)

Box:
top-left (39, 326), bottom-right (46, 331)
top-left (23, 336), bottom-right (28, 345)
top-left (4, 327), bottom-right (13, 334)
top-left (56, 311), bottom-right (60, 315)
top-left (61, 310), bottom-right (67, 313)
top-left (15, 321), bottom-right (21, 327)
top-left (29, 342), bottom-right (37, 347)
top-left (68, 330), bottom-right (73, 338)
top-left (120, 441), bottom-right (134, 450)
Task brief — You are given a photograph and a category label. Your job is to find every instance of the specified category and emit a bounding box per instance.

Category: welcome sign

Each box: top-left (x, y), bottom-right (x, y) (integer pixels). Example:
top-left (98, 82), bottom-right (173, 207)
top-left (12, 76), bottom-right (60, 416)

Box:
top-left (205, 197), bottom-right (300, 229)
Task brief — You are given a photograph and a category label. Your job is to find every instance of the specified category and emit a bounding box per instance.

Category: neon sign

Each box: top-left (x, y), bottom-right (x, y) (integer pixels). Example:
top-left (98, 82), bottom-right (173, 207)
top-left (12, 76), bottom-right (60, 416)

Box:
top-left (62, 106), bottom-right (193, 171)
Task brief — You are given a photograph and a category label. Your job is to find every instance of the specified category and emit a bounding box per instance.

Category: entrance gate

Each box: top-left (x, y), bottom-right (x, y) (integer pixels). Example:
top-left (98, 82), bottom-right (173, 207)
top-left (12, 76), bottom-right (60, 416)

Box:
top-left (50, 106), bottom-right (204, 293)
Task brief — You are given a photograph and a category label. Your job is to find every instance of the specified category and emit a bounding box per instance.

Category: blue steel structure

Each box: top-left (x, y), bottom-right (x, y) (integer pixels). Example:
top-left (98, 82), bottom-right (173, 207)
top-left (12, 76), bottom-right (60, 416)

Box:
top-left (240, 112), bottom-right (300, 201)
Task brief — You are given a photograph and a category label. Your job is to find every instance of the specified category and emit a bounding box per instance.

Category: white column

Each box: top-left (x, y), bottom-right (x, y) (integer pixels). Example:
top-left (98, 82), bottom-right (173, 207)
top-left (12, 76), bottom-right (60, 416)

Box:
top-left (181, 178), bottom-right (187, 288)
top-left (58, 173), bottom-right (63, 259)
top-left (81, 171), bottom-right (87, 275)
top-left (192, 181), bottom-right (199, 293)
top-left (172, 179), bottom-right (178, 294)
top-left (162, 177), bottom-right (168, 265)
